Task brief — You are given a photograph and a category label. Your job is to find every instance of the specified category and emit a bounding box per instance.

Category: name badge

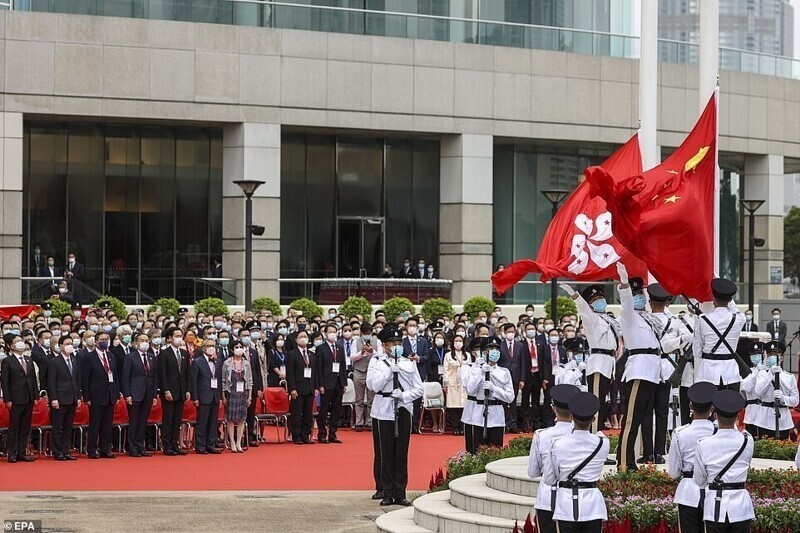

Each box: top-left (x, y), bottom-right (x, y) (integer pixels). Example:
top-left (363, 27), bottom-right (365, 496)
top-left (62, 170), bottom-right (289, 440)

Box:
top-left (774, 331), bottom-right (780, 340)
top-left (236, 381), bottom-right (244, 393)
top-left (345, 356), bottom-right (351, 367)
top-left (438, 365), bottom-right (444, 375)
top-left (108, 372), bottom-right (114, 383)
top-left (211, 378), bottom-right (218, 389)
top-left (303, 367), bottom-right (312, 379)
top-left (332, 362), bottom-right (340, 373)
top-left (280, 365), bottom-right (286, 375)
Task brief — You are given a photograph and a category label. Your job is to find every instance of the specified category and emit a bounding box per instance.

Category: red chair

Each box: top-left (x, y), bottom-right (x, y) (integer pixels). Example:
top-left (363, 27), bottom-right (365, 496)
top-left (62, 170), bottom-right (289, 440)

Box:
top-left (0, 401), bottom-right (10, 455)
top-left (72, 402), bottom-right (90, 454)
top-left (260, 387), bottom-right (291, 443)
top-left (30, 397), bottom-right (51, 456)
top-left (180, 400), bottom-right (197, 451)
top-left (113, 398), bottom-right (129, 452)
top-left (147, 397), bottom-right (163, 451)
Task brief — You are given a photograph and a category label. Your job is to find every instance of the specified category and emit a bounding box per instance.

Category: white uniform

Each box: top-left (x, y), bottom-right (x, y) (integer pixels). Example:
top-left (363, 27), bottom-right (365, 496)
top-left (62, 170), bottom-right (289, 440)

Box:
top-left (740, 367), bottom-right (763, 426)
top-left (543, 430), bottom-right (610, 522)
top-left (366, 356), bottom-right (424, 421)
top-left (554, 360), bottom-right (583, 387)
top-left (795, 442), bottom-right (800, 469)
top-left (692, 303), bottom-right (746, 386)
top-left (667, 419), bottom-right (716, 507)
top-left (462, 363), bottom-right (514, 427)
top-left (459, 357), bottom-right (482, 425)
top-left (618, 285), bottom-right (661, 384)
top-left (693, 429), bottom-right (754, 523)
top-left (575, 295), bottom-right (619, 379)
top-left (528, 421), bottom-right (573, 513)
top-left (657, 310), bottom-right (694, 384)
top-left (751, 369), bottom-right (799, 431)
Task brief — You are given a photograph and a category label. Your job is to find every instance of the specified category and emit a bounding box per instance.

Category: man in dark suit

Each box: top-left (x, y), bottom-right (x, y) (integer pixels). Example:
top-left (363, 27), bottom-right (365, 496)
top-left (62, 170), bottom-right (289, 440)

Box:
top-left (518, 322), bottom-right (551, 431)
top-left (244, 322), bottom-right (265, 447)
top-left (285, 329), bottom-right (318, 444)
top-left (1, 335), bottom-right (39, 462)
top-left (398, 258), bottom-right (414, 278)
top-left (111, 327), bottom-right (135, 379)
top-left (316, 324), bottom-right (347, 443)
top-left (64, 252), bottom-right (85, 281)
top-left (498, 323), bottom-right (526, 432)
top-left (31, 329), bottom-right (54, 394)
top-left (411, 259), bottom-right (427, 279)
top-left (121, 333), bottom-right (158, 457)
top-left (766, 308), bottom-right (787, 345)
top-left (43, 256), bottom-right (61, 283)
top-left (31, 245), bottom-right (45, 277)
top-left (542, 329), bottom-right (566, 426)
top-left (402, 316), bottom-right (429, 432)
top-left (81, 332), bottom-right (119, 459)
top-left (188, 338), bottom-right (222, 454)
top-left (158, 327), bottom-right (190, 455)
top-left (47, 335), bottom-right (82, 460)
top-left (742, 310), bottom-right (758, 332)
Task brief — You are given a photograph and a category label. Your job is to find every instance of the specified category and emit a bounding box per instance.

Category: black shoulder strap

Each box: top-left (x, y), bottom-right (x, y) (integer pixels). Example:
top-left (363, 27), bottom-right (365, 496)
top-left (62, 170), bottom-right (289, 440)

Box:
top-left (678, 315), bottom-right (694, 333)
top-left (567, 437), bottom-right (604, 481)
top-left (701, 314), bottom-right (737, 354)
top-left (713, 433), bottom-right (748, 483)
top-left (598, 314), bottom-right (620, 350)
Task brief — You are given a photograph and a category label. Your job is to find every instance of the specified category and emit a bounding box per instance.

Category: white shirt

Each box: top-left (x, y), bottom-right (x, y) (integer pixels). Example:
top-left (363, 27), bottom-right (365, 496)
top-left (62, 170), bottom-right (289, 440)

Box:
top-left (618, 285), bottom-right (661, 384)
top-left (462, 363), bottom-right (514, 427)
top-left (528, 421), bottom-right (573, 511)
top-left (693, 429), bottom-right (754, 523)
top-left (575, 295), bottom-right (618, 379)
top-left (740, 368), bottom-right (763, 425)
top-left (366, 354), bottom-right (423, 421)
top-left (751, 369), bottom-right (799, 431)
top-left (692, 303), bottom-right (746, 385)
top-left (543, 430), bottom-right (610, 522)
top-left (554, 360), bottom-right (583, 387)
top-left (459, 358), bottom-right (480, 424)
top-left (667, 419), bottom-right (716, 506)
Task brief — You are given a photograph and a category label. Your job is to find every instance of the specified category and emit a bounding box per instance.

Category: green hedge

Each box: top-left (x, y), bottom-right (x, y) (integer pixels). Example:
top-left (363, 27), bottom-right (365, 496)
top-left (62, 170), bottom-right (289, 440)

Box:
top-left (44, 298), bottom-right (72, 319)
top-left (382, 297), bottom-right (415, 320)
top-left (147, 297), bottom-right (180, 318)
top-left (193, 297), bottom-right (229, 317)
top-left (421, 298), bottom-right (454, 321)
top-left (543, 295), bottom-right (579, 320)
top-left (288, 298), bottom-right (324, 319)
top-left (92, 295), bottom-right (127, 319)
top-left (250, 297), bottom-right (282, 316)
top-left (338, 296), bottom-right (373, 319)
top-left (462, 296), bottom-right (495, 319)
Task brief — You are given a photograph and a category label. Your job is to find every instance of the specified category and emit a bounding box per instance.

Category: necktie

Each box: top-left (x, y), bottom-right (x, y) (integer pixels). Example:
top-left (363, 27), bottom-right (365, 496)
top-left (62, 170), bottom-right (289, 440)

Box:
top-left (175, 348), bottom-right (181, 371)
top-left (142, 353), bottom-right (149, 373)
top-left (303, 350), bottom-right (309, 366)
top-left (332, 344), bottom-right (337, 362)
top-left (345, 342), bottom-right (350, 359)
top-left (19, 356), bottom-right (27, 374)
top-left (101, 352), bottom-right (110, 373)
top-left (551, 346), bottom-right (557, 365)
top-left (66, 357), bottom-right (73, 374)
top-left (508, 342), bottom-right (513, 359)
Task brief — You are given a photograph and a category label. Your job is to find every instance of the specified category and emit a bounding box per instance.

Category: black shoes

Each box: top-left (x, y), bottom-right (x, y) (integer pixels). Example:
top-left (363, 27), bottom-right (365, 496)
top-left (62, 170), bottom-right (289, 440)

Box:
top-left (379, 498), bottom-right (394, 507)
top-left (654, 455), bottom-right (666, 464)
top-left (637, 455), bottom-right (654, 464)
top-left (371, 491), bottom-right (383, 500)
top-left (394, 499), bottom-right (411, 507)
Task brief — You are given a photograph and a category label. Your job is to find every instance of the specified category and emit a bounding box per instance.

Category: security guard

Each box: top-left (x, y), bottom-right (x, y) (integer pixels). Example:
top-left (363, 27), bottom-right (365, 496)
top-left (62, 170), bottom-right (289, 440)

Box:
top-left (667, 382), bottom-right (717, 533)
top-left (556, 338), bottom-right (589, 389)
top-left (739, 341), bottom-right (765, 436)
top-left (543, 392), bottom-right (609, 533)
top-left (694, 390), bottom-right (754, 533)
top-left (366, 325), bottom-right (424, 507)
top-left (748, 341), bottom-right (799, 439)
top-left (614, 263), bottom-right (662, 470)
top-left (527, 384), bottom-right (580, 533)
top-left (692, 278), bottom-right (746, 391)
top-left (366, 333), bottom-right (389, 501)
top-left (461, 337), bottom-right (485, 454)
top-left (464, 337), bottom-right (514, 449)
top-left (560, 283), bottom-right (620, 433)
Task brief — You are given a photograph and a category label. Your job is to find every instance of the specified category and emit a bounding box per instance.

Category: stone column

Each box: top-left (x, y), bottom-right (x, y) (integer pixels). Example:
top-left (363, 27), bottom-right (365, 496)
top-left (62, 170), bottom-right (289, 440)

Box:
top-left (0, 113), bottom-right (23, 303)
top-left (222, 123), bottom-right (281, 304)
top-left (438, 134), bottom-right (493, 304)
top-left (744, 154), bottom-right (784, 303)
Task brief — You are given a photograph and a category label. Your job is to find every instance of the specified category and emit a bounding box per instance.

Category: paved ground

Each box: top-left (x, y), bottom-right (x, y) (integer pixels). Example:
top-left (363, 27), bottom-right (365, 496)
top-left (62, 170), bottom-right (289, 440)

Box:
top-left (0, 491), bottom-right (417, 533)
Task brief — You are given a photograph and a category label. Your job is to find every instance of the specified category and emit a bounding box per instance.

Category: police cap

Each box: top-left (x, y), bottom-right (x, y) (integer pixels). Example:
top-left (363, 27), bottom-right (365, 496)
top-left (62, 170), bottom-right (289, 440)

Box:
top-left (711, 278), bottom-right (737, 299)
top-left (377, 325), bottom-right (402, 344)
top-left (629, 277), bottom-right (645, 295)
top-left (581, 284), bottom-right (605, 302)
top-left (713, 390), bottom-right (745, 418)
top-left (550, 384), bottom-right (580, 409)
top-left (563, 337), bottom-right (589, 353)
top-left (647, 283), bottom-right (672, 302)
top-left (687, 382), bottom-right (716, 409)
top-left (485, 336), bottom-right (501, 349)
top-left (568, 392), bottom-right (600, 422)
top-left (765, 341), bottom-right (785, 354)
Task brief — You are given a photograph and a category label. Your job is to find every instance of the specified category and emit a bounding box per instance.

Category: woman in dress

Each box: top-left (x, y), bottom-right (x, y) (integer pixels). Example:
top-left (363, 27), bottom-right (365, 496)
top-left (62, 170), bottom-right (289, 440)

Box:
top-left (443, 333), bottom-right (470, 435)
top-left (428, 331), bottom-right (449, 432)
top-left (222, 340), bottom-right (253, 452)
top-left (267, 332), bottom-right (287, 388)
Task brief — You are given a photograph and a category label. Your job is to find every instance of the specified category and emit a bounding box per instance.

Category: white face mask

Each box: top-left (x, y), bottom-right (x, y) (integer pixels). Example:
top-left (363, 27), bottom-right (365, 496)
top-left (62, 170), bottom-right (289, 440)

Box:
top-left (14, 341), bottom-right (25, 351)
top-left (297, 337), bottom-right (309, 347)
top-left (505, 332), bottom-right (515, 341)
top-left (276, 340), bottom-right (285, 348)
top-left (544, 324), bottom-right (554, 332)
top-left (139, 342), bottom-right (150, 352)
top-left (773, 314), bottom-right (781, 321)
top-left (549, 336), bottom-right (560, 345)
top-left (233, 347), bottom-right (245, 356)
top-left (343, 330), bottom-right (352, 340)
top-left (453, 341), bottom-right (463, 350)
top-left (326, 332), bottom-right (337, 343)
top-left (434, 338), bottom-right (445, 348)
top-left (63, 344), bottom-right (74, 355)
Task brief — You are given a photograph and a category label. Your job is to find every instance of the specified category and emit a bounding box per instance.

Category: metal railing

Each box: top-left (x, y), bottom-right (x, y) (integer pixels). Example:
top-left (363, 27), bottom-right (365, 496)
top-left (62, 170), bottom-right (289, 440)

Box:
top-left (279, 277), bottom-right (452, 305)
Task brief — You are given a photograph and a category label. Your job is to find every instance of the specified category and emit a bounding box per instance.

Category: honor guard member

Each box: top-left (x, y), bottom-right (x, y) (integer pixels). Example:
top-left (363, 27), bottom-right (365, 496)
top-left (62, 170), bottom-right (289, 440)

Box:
top-left (674, 310), bottom-right (697, 425)
top-left (528, 384), bottom-right (580, 533)
top-left (560, 283), bottom-right (620, 433)
top-left (366, 325), bottom-right (424, 507)
top-left (543, 392), bottom-right (610, 533)
top-left (749, 341), bottom-right (799, 439)
top-left (464, 337), bottom-right (514, 448)
top-left (366, 333), bottom-right (389, 502)
top-left (667, 382), bottom-right (718, 533)
top-left (692, 278), bottom-right (746, 391)
top-left (739, 341), bottom-right (765, 436)
top-left (461, 337), bottom-right (485, 453)
top-left (557, 338), bottom-right (589, 390)
top-left (693, 391), bottom-right (754, 533)
top-left (614, 263), bottom-right (662, 470)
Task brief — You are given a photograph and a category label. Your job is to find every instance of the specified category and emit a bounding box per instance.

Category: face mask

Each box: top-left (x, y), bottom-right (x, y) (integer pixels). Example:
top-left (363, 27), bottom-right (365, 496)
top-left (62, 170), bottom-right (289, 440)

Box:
top-left (526, 310), bottom-right (534, 317)
top-left (44, 310), bottom-right (52, 318)
top-left (139, 342), bottom-right (150, 352)
top-left (219, 337), bottom-right (229, 347)
top-left (111, 321), bottom-right (119, 328)
top-left (745, 314), bottom-right (753, 322)
top-left (343, 330), bottom-right (352, 340)
top-left (64, 344), bottom-right (75, 355)
top-left (574, 353), bottom-right (585, 364)
top-left (214, 321), bottom-right (225, 330)
top-left (204, 347), bottom-right (216, 357)
top-left (52, 330), bottom-right (61, 338)
top-left (206, 334), bottom-right (217, 341)
top-left (276, 340), bottom-right (285, 348)
top-left (98, 340), bottom-right (109, 351)
top-left (536, 325), bottom-right (544, 333)
top-left (48, 261), bottom-right (54, 267)
top-left (278, 327), bottom-right (288, 336)
top-left (122, 335), bottom-right (132, 344)
top-left (488, 349), bottom-right (500, 363)
top-left (453, 341), bottom-right (463, 350)
top-left (251, 331), bottom-right (261, 340)
top-left (328, 313), bottom-right (336, 320)
top-left (524, 330), bottom-right (536, 339)
top-left (418, 263), bottom-right (425, 269)
top-left (765, 355), bottom-right (778, 367)
top-left (407, 326), bottom-right (417, 336)
top-left (90, 325), bottom-right (99, 332)
top-left (43, 339), bottom-right (51, 348)
top-left (549, 336), bottom-right (560, 345)
top-left (434, 338), bottom-right (445, 348)
top-left (750, 354), bottom-right (762, 366)
top-left (544, 324), bottom-right (553, 332)
top-left (58, 287), bottom-right (67, 294)
top-left (505, 332), bottom-right (515, 341)
top-left (403, 262), bottom-right (410, 268)
top-left (455, 330), bottom-right (466, 338)
top-left (69, 258), bottom-right (75, 264)
top-left (297, 323), bottom-right (307, 331)
top-left (391, 345), bottom-right (404, 358)
top-left (152, 337), bottom-right (162, 346)
top-left (326, 332), bottom-right (337, 343)
top-left (592, 299), bottom-right (608, 313)
top-left (129, 321), bottom-right (138, 328)
top-left (489, 317), bottom-right (498, 325)
top-left (233, 347), bottom-right (245, 356)
top-left (72, 339), bottom-right (80, 347)
top-left (241, 337), bottom-right (251, 345)
top-left (632, 294), bottom-right (647, 310)
top-left (14, 341), bottom-right (25, 351)
top-left (773, 314), bottom-right (781, 321)
top-left (297, 337), bottom-right (308, 347)
top-left (427, 267), bottom-right (434, 273)
top-left (313, 339), bottom-right (324, 347)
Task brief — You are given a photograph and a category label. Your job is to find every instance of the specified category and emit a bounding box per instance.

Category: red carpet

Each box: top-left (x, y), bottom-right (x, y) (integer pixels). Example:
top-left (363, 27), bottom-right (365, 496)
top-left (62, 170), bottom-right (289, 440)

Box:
top-left (2, 429), bottom-right (512, 492)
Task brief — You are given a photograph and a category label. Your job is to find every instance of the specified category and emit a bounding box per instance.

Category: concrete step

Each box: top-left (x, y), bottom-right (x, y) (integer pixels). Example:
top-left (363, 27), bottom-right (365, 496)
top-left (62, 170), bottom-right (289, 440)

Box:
top-left (413, 490), bottom-right (518, 533)
top-left (375, 506), bottom-right (434, 533)
top-left (485, 457), bottom-right (539, 498)
top-left (449, 473), bottom-right (536, 521)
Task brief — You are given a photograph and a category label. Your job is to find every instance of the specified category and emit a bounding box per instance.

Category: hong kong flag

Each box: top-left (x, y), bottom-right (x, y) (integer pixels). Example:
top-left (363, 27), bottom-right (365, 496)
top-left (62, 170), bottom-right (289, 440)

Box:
top-left (585, 91), bottom-right (717, 301)
top-left (491, 133), bottom-right (647, 295)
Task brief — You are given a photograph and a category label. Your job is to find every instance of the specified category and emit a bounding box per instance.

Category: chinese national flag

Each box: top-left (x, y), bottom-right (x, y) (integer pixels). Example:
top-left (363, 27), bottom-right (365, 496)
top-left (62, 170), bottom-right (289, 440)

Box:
top-left (585, 92), bottom-right (717, 301)
top-left (491, 133), bottom-right (647, 295)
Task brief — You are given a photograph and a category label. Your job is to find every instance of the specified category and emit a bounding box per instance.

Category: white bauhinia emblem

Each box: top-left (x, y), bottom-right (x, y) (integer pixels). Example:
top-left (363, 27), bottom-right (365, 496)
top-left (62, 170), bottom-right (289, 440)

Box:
top-left (567, 211), bottom-right (621, 275)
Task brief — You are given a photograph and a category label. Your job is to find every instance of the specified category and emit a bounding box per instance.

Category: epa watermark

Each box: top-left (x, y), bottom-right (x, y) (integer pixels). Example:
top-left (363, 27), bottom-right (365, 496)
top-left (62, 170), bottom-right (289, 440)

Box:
top-left (3, 521), bottom-right (42, 532)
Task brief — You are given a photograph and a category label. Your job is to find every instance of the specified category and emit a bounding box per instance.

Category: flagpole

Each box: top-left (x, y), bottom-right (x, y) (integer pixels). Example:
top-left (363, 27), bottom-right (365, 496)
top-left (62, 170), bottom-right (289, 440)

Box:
top-left (639, 0), bottom-right (659, 171)
top-left (699, 0), bottom-right (720, 276)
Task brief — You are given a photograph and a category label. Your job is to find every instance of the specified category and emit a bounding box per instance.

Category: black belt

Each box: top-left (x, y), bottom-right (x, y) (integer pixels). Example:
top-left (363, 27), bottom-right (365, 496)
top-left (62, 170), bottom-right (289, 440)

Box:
top-left (557, 481), bottom-right (598, 489)
top-left (467, 395), bottom-right (502, 405)
top-left (628, 348), bottom-right (660, 356)
top-left (682, 471), bottom-right (694, 479)
top-left (708, 482), bottom-right (746, 491)
top-left (702, 352), bottom-right (735, 361)
top-left (746, 399), bottom-right (760, 406)
top-left (590, 348), bottom-right (615, 356)
top-left (759, 401), bottom-right (779, 408)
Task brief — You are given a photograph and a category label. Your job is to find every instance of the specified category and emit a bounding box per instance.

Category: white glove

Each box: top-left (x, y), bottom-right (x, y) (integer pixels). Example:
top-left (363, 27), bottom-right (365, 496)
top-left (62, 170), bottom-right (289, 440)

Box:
top-left (483, 381), bottom-right (495, 393)
top-left (771, 365), bottom-right (782, 375)
top-left (616, 262), bottom-right (629, 284)
top-left (391, 362), bottom-right (400, 373)
top-left (774, 389), bottom-right (783, 401)
top-left (391, 389), bottom-right (403, 399)
top-left (559, 283), bottom-right (576, 297)
top-left (474, 356), bottom-right (485, 366)
top-left (578, 362), bottom-right (587, 372)
top-left (481, 363), bottom-right (492, 373)
top-left (580, 385), bottom-right (589, 393)
top-left (671, 388), bottom-right (679, 399)
top-left (757, 363), bottom-right (767, 371)
top-left (680, 334), bottom-right (694, 344)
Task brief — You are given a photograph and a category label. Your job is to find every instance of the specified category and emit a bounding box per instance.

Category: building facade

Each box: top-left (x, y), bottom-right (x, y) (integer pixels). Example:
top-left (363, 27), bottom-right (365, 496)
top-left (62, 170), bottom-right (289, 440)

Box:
top-left (2, 1), bottom-right (795, 307)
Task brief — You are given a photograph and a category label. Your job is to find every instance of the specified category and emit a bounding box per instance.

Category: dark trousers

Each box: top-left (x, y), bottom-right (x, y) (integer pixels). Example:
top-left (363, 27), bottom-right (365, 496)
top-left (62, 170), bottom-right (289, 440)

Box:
top-left (679, 386), bottom-right (691, 425)
top-left (678, 504), bottom-right (704, 533)
top-left (754, 426), bottom-right (789, 440)
top-left (464, 423), bottom-right (476, 454)
top-left (520, 372), bottom-right (543, 430)
top-left (587, 373), bottom-right (610, 433)
top-left (641, 381), bottom-right (670, 457)
top-left (195, 401), bottom-right (219, 451)
top-left (535, 509), bottom-right (557, 533)
top-left (542, 386), bottom-right (554, 427)
top-left (717, 382), bottom-right (740, 392)
top-left (371, 417), bottom-right (382, 491)
top-left (704, 519), bottom-right (752, 533)
top-left (617, 379), bottom-right (657, 470)
top-left (505, 386), bottom-right (519, 430)
top-left (317, 385), bottom-right (344, 439)
top-left (161, 399), bottom-right (184, 452)
top-left (473, 425), bottom-right (504, 449)
top-left (50, 403), bottom-right (76, 457)
top-left (246, 388), bottom-right (258, 438)
top-left (412, 397), bottom-right (422, 431)
top-left (87, 402), bottom-right (114, 455)
top-left (7, 402), bottom-right (33, 458)
top-left (126, 399), bottom-right (152, 454)
top-left (377, 410), bottom-right (411, 500)
top-left (290, 392), bottom-right (313, 442)
top-left (447, 408), bottom-right (463, 433)
top-left (556, 519), bottom-right (603, 533)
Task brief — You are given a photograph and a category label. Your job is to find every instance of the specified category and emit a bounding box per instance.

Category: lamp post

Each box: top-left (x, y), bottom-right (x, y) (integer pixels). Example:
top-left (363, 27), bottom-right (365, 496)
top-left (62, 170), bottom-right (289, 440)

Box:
top-left (740, 199), bottom-right (765, 312)
top-left (233, 179), bottom-right (265, 311)
top-left (541, 189), bottom-right (571, 325)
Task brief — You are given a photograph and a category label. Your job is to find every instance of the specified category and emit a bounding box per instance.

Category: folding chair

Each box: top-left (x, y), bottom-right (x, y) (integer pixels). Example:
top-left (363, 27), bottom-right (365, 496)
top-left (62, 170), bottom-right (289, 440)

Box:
top-left (30, 396), bottom-right (52, 455)
top-left (180, 399), bottom-right (197, 451)
top-left (341, 378), bottom-right (356, 428)
top-left (113, 399), bottom-right (129, 452)
top-left (147, 397), bottom-right (163, 451)
top-left (419, 382), bottom-right (446, 434)
top-left (72, 401), bottom-right (90, 454)
top-left (259, 387), bottom-right (291, 443)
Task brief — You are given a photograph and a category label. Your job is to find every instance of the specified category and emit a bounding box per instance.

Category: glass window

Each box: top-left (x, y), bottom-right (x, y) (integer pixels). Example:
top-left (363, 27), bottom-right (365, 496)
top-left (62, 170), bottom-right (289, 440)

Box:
top-left (337, 138), bottom-right (383, 218)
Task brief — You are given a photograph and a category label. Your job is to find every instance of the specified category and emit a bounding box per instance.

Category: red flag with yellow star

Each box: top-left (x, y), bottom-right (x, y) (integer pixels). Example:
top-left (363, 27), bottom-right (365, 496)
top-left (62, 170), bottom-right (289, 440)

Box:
top-left (585, 92), bottom-right (717, 301)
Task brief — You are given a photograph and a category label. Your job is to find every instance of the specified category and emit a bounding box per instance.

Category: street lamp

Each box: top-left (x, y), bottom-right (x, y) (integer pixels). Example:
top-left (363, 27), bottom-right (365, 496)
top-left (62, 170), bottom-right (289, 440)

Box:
top-left (541, 189), bottom-right (571, 325)
top-left (234, 179), bottom-right (265, 311)
top-left (740, 199), bottom-right (765, 312)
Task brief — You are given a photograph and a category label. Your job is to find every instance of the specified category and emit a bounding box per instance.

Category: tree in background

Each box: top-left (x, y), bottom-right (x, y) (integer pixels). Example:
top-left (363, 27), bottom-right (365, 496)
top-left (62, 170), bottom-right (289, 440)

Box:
top-left (785, 206), bottom-right (800, 286)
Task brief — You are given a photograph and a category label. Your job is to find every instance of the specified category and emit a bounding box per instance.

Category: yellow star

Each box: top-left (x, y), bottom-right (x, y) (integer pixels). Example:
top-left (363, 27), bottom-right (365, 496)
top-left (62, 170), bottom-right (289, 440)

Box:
top-left (667, 170), bottom-right (679, 175)
top-left (664, 194), bottom-right (682, 204)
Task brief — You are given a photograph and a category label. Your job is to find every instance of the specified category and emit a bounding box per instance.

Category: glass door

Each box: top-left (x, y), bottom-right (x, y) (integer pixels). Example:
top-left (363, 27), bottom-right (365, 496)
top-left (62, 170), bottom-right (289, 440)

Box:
top-left (336, 217), bottom-right (385, 277)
